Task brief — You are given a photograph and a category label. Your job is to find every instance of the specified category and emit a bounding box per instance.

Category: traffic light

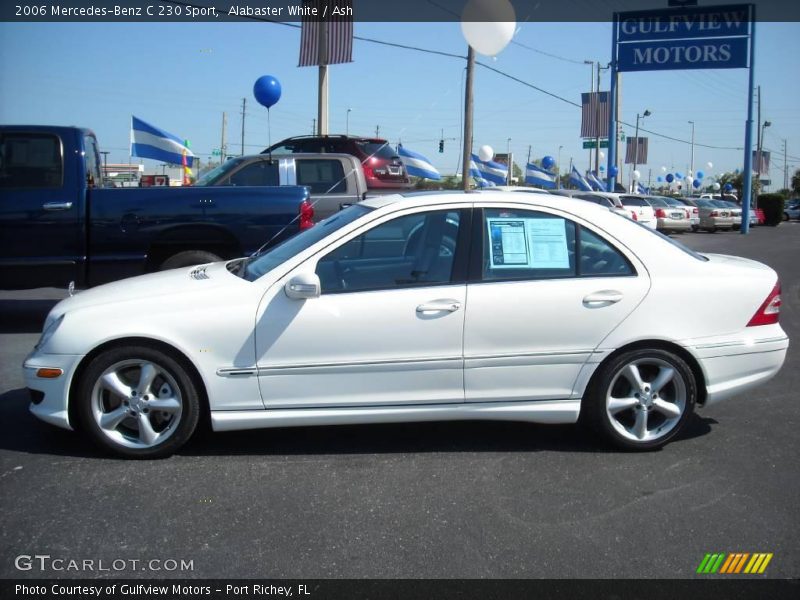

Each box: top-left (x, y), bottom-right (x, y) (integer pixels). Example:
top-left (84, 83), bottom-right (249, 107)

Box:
top-left (438, 139), bottom-right (444, 153)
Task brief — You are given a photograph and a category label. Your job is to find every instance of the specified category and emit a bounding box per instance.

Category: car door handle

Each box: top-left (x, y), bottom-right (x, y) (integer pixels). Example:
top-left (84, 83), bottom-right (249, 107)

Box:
top-left (42, 201), bottom-right (73, 211)
top-left (583, 290), bottom-right (624, 306)
top-left (416, 300), bottom-right (461, 313)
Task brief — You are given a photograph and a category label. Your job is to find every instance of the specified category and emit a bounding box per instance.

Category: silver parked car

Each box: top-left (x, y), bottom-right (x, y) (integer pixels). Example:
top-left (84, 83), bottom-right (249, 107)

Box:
top-left (573, 193), bottom-right (633, 219)
top-left (712, 200), bottom-right (742, 230)
top-left (695, 199), bottom-right (735, 232)
top-left (646, 196), bottom-right (692, 233)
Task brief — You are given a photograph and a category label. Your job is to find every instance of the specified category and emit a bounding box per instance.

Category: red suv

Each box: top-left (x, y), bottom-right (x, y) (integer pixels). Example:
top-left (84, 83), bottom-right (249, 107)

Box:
top-left (263, 135), bottom-right (413, 190)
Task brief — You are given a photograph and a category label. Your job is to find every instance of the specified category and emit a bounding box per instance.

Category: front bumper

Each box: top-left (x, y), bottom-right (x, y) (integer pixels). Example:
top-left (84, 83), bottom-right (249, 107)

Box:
top-left (23, 351), bottom-right (84, 430)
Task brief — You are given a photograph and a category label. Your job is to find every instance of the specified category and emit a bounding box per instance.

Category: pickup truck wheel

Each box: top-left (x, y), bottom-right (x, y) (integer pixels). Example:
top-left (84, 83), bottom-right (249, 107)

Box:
top-left (160, 250), bottom-right (222, 271)
top-left (74, 345), bottom-right (200, 459)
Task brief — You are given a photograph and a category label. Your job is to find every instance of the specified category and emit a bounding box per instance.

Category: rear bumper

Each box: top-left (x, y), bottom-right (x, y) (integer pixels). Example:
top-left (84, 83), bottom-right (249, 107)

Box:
top-left (657, 218), bottom-right (691, 231)
top-left (684, 328), bottom-right (789, 406)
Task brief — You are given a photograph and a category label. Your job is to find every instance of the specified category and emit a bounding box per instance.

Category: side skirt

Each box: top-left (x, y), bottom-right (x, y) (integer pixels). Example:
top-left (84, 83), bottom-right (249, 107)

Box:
top-left (211, 400), bottom-right (581, 432)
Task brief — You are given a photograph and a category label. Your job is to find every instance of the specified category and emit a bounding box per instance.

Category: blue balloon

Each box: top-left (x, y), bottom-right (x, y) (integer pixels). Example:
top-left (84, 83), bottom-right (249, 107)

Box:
top-left (666, 173), bottom-right (674, 183)
top-left (541, 155), bottom-right (555, 170)
top-left (656, 176), bottom-right (663, 182)
top-left (676, 172), bottom-right (683, 179)
top-left (692, 179), bottom-right (701, 189)
top-left (734, 168), bottom-right (740, 174)
top-left (696, 170), bottom-right (705, 179)
top-left (608, 165), bottom-right (619, 177)
top-left (724, 183), bottom-right (734, 191)
top-left (599, 165), bottom-right (605, 171)
top-left (253, 75), bottom-right (282, 109)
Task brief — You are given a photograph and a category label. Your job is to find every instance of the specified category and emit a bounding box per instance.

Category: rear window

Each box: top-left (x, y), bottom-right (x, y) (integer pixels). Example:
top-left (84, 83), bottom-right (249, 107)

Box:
top-left (647, 197), bottom-right (669, 207)
top-left (0, 132), bottom-right (63, 188)
top-left (355, 141), bottom-right (397, 159)
top-left (620, 196), bottom-right (650, 207)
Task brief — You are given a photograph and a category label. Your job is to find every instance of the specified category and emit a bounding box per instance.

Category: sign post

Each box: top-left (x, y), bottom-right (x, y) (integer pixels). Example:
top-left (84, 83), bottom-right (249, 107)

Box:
top-left (606, 3), bottom-right (755, 231)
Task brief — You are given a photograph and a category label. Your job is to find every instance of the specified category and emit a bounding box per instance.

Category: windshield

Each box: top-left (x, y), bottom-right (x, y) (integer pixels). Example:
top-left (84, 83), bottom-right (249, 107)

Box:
top-left (647, 197), bottom-right (669, 207)
top-left (620, 196), bottom-right (651, 207)
top-left (196, 158), bottom-right (246, 186)
top-left (243, 204), bottom-right (373, 281)
top-left (695, 199), bottom-right (714, 208)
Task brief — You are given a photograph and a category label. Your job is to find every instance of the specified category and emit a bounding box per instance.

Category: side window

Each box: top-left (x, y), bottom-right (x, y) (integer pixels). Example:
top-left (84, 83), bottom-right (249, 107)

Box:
top-left (83, 135), bottom-right (101, 188)
top-left (229, 161), bottom-right (279, 186)
top-left (316, 210), bottom-right (460, 293)
top-left (296, 159), bottom-right (346, 194)
top-left (578, 227), bottom-right (634, 276)
top-left (482, 208), bottom-right (576, 281)
top-left (0, 133), bottom-right (63, 189)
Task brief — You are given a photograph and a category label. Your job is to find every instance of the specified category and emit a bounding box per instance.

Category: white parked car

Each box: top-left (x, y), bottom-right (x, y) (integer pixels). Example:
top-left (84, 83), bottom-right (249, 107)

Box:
top-left (24, 193), bottom-right (789, 458)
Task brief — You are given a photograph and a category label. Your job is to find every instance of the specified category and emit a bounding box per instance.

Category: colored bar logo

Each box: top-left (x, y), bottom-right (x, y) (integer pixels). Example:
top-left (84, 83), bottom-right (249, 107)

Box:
top-left (697, 553), bottom-right (773, 574)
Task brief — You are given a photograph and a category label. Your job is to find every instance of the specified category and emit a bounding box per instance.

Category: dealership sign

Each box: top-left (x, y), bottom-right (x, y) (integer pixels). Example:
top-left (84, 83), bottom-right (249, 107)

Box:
top-left (615, 4), bottom-right (752, 72)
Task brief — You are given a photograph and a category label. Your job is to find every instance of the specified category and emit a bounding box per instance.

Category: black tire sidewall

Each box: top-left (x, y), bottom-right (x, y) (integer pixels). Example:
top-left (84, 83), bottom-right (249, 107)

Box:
top-left (75, 345), bottom-right (200, 459)
top-left (585, 348), bottom-right (697, 451)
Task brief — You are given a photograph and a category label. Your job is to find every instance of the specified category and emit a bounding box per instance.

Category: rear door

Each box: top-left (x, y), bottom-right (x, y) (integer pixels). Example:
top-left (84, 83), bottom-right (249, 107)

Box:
top-left (0, 130), bottom-right (84, 289)
top-left (463, 204), bottom-right (650, 403)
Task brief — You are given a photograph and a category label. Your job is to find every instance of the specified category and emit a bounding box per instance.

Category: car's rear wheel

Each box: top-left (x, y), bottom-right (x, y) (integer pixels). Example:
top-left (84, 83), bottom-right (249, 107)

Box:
top-left (75, 345), bottom-right (200, 459)
top-left (160, 250), bottom-right (222, 271)
top-left (583, 348), bottom-right (696, 451)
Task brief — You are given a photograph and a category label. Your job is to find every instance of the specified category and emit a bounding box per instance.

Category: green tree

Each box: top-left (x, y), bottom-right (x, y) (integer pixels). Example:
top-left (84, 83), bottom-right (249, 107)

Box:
top-left (792, 168), bottom-right (800, 195)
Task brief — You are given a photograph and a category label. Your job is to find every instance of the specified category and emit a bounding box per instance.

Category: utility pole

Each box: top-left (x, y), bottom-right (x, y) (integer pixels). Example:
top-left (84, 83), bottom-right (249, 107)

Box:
top-left (462, 46), bottom-right (475, 191)
top-left (584, 60), bottom-right (595, 170)
top-left (784, 139), bottom-right (789, 190)
top-left (220, 112), bottom-right (227, 162)
top-left (240, 98), bottom-right (246, 156)
top-left (375, 125), bottom-right (380, 137)
top-left (317, 20), bottom-right (329, 135)
top-left (312, 118), bottom-right (316, 135)
top-left (615, 72), bottom-right (622, 185)
top-left (595, 63), bottom-right (609, 175)
top-left (756, 85), bottom-right (761, 186)
top-left (688, 120), bottom-right (695, 177)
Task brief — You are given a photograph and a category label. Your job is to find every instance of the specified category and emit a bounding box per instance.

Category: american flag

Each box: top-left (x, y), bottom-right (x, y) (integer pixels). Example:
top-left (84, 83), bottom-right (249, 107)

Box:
top-left (625, 137), bottom-right (649, 165)
top-left (298, 1), bottom-right (354, 67)
top-left (752, 150), bottom-right (770, 174)
top-left (580, 92), bottom-right (610, 139)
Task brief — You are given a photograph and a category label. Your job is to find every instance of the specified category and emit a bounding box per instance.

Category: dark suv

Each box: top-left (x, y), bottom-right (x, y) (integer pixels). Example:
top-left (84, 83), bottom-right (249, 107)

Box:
top-left (263, 135), bottom-right (413, 190)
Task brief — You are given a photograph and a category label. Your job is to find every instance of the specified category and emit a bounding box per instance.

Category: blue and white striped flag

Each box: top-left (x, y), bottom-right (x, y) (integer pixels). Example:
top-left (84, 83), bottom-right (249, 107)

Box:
top-left (131, 116), bottom-right (195, 167)
top-left (570, 165), bottom-right (592, 191)
top-left (469, 153), bottom-right (508, 187)
top-left (586, 170), bottom-right (605, 191)
top-left (397, 145), bottom-right (441, 180)
top-left (525, 162), bottom-right (557, 188)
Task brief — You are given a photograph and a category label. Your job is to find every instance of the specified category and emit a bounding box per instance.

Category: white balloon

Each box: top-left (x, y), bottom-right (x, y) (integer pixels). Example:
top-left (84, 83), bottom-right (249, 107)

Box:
top-left (661, 166), bottom-right (667, 172)
top-left (461, 0), bottom-right (517, 56)
top-left (478, 145), bottom-right (494, 162)
top-left (713, 182), bottom-right (721, 191)
top-left (599, 151), bottom-right (605, 159)
top-left (632, 169), bottom-right (641, 180)
top-left (685, 175), bottom-right (693, 183)
top-left (707, 161), bottom-right (713, 169)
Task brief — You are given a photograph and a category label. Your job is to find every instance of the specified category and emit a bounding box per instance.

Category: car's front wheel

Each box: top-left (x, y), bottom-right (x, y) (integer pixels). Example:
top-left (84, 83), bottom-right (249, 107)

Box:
top-left (75, 345), bottom-right (200, 459)
top-left (583, 348), bottom-right (696, 451)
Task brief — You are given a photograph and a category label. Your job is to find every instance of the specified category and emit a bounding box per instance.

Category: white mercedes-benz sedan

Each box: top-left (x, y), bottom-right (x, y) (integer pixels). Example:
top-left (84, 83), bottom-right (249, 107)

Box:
top-left (24, 192), bottom-right (788, 458)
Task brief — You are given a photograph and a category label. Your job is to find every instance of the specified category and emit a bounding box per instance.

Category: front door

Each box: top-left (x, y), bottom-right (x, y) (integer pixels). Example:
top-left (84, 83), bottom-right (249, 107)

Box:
top-left (254, 207), bottom-right (469, 408)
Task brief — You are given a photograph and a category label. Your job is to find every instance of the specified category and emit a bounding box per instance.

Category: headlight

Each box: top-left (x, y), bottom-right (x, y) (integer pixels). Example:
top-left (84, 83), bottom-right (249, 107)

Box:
top-left (35, 314), bottom-right (64, 350)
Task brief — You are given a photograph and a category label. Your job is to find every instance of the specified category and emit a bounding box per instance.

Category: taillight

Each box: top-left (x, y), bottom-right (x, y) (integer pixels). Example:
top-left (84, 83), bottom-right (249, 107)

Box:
top-left (299, 200), bottom-right (314, 230)
top-left (747, 281), bottom-right (782, 326)
top-left (709, 210), bottom-right (719, 217)
top-left (362, 165), bottom-right (374, 179)
top-left (631, 211), bottom-right (638, 221)
top-left (693, 207), bottom-right (698, 214)
top-left (655, 208), bottom-right (667, 218)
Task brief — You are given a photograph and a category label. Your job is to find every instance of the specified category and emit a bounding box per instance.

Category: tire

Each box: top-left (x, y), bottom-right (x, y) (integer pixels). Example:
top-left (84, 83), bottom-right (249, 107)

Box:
top-left (159, 250), bottom-right (222, 271)
top-left (74, 345), bottom-right (201, 459)
top-left (784, 212), bottom-right (790, 222)
top-left (582, 348), bottom-right (696, 451)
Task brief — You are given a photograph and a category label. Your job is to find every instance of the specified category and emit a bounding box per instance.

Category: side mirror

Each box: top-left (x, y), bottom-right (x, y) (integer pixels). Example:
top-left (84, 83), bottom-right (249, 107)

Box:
top-left (284, 272), bottom-right (321, 300)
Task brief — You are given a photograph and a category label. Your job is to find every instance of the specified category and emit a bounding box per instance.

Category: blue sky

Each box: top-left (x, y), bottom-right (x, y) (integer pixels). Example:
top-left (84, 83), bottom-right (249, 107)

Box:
top-left (1, 20), bottom-right (798, 186)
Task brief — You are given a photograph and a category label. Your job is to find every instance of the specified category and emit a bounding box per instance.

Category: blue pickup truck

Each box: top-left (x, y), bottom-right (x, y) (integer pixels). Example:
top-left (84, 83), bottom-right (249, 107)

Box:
top-left (0, 126), bottom-right (313, 289)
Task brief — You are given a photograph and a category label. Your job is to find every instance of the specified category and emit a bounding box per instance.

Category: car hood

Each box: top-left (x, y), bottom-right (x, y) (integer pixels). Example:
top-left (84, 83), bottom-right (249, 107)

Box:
top-left (51, 262), bottom-right (235, 317)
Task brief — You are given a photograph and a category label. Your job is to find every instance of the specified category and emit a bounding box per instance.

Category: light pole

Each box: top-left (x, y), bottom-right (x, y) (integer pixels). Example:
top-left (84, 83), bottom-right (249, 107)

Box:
top-left (557, 145), bottom-right (563, 189)
top-left (584, 60), bottom-right (595, 170)
top-left (688, 120), bottom-right (695, 177)
top-left (506, 137), bottom-right (512, 185)
top-left (631, 109), bottom-right (650, 192)
top-left (346, 108), bottom-right (351, 136)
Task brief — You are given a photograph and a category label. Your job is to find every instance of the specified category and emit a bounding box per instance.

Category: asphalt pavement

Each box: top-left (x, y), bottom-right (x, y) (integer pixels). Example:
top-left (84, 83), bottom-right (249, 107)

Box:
top-left (0, 223), bottom-right (798, 580)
